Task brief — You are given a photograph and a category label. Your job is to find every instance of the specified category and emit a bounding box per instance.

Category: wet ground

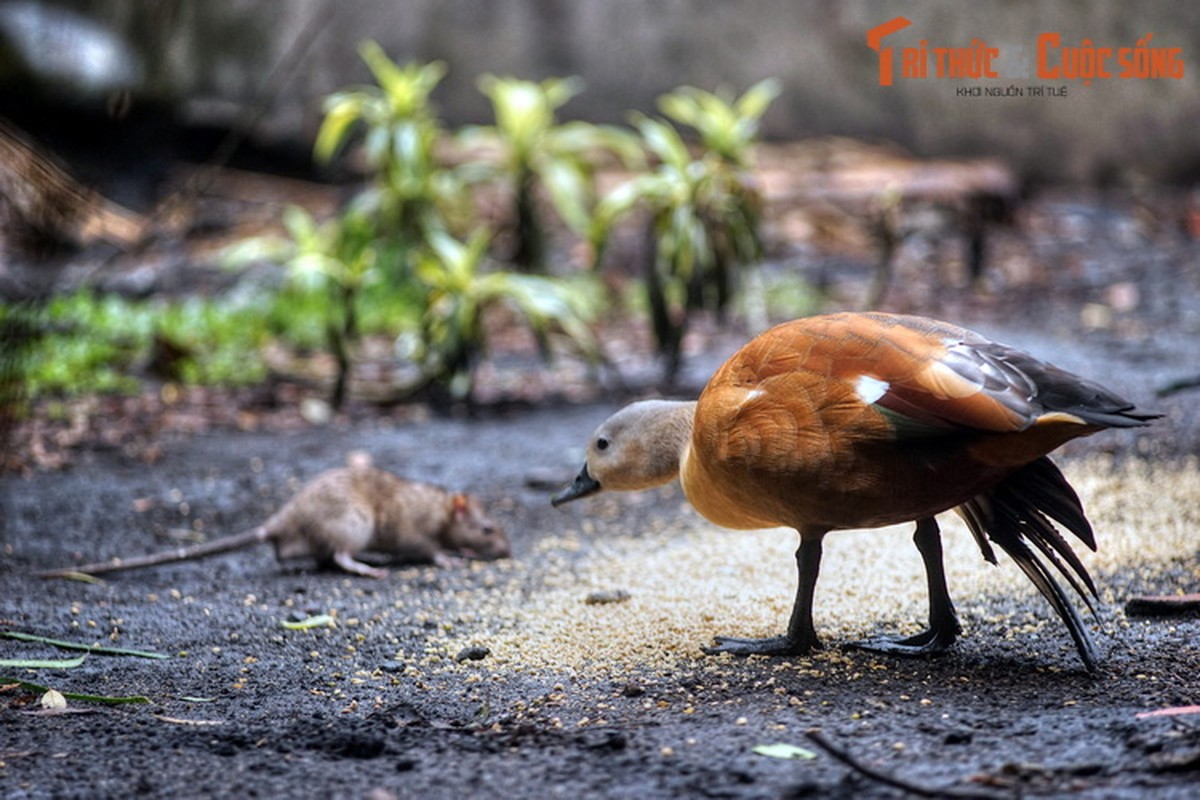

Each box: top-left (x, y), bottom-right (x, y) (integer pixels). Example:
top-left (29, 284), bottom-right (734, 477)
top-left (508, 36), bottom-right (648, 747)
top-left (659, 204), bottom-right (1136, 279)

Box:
top-left (3, 190), bottom-right (1200, 798)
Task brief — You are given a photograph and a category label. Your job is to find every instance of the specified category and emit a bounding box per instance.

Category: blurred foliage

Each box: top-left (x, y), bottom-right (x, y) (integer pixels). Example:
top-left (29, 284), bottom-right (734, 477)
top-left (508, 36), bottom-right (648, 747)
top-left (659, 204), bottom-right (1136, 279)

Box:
top-left (399, 229), bottom-right (602, 400)
top-left (314, 44), bottom-right (446, 169)
top-left (281, 204), bottom-right (390, 408)
top-left (314, 44), bottom-right (470, 265)
top-left (225, 47), bottom-right (612, 405)
top-left (657, 80), bottom-right (780, 167)
top-left (23, 292), bottom-right (267, 397)
top-left (592, 80), bottom-right (778, 381)
top-left (26, 42), bottom-right (783, 407)
top-left (18, 280), bottom-right (422, 401)
top-left (462, 75), bottom-right (643, 271)
top-left (0, 304), bottom-right (39, 455)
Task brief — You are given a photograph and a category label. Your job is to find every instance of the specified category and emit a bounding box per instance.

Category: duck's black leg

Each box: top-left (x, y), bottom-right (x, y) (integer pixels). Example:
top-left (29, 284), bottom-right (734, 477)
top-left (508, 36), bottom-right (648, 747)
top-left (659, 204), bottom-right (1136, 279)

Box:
top-left (705, 534), bottom-right (824, 656)
top-left (851, 517), bottom-right (961, 656)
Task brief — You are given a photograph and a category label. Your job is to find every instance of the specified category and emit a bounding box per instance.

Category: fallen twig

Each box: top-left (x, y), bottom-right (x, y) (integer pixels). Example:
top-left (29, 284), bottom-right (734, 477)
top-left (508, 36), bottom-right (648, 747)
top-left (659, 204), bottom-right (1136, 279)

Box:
top-left (21, 707), bottom-right (98, 717)
top-left (803, 728), bottom-right (1000, 800)
top-left (153, 715), bottom-right (224, 727)
top-left (1136, 705), bottom-right (1200, 719)
top-left (1155, 376), bottom-right (1200, 398)
top-left (1124, 594), bottom-right (1200, 618)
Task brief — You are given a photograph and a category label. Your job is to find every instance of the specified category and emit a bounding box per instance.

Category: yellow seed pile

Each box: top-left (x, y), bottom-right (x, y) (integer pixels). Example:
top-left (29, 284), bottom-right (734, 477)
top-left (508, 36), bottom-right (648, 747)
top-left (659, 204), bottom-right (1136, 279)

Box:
top-left (434, 458), bottom-right (1200, 675)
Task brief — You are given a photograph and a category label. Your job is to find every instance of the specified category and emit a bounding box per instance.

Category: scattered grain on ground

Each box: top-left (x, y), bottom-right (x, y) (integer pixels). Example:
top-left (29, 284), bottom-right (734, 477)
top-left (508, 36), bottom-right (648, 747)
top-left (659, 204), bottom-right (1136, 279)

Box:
top-left (428, 458), bottom-right (1200, 677)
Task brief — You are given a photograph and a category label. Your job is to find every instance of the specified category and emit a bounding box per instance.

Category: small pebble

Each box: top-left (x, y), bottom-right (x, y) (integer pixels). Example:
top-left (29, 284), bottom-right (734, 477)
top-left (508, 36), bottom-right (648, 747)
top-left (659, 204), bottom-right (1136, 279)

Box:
top-left (585, 589), bottom-right (631, 605)
top-left (455, 646), bottom-right (490, 663)
top-left (299, 397), bottom-right (333, 425)
top-left (524, 467), bottom-right (568, 491)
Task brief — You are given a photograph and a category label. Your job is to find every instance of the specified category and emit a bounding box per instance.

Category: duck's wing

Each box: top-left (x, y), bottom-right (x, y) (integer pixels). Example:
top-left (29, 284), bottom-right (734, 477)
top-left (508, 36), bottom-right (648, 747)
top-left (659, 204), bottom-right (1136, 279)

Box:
top-left (719, 313), bottom-right (1153, 442)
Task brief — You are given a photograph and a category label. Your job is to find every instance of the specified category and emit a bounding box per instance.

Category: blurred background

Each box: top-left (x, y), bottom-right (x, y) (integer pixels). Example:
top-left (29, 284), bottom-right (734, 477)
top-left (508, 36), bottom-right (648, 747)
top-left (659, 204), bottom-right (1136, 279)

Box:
top-left (4, 1), bottom-right (1198, 184)
top-left (2, 0), bottom-right (1198, 468)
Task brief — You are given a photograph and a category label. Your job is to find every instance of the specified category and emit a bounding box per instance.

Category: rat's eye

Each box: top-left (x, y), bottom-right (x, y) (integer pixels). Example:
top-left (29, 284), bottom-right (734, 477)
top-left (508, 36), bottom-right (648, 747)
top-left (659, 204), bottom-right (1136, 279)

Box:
top-left (482, 525), bottom-right (495, 536)
top-left (596, 437), bottom-right (609, 451)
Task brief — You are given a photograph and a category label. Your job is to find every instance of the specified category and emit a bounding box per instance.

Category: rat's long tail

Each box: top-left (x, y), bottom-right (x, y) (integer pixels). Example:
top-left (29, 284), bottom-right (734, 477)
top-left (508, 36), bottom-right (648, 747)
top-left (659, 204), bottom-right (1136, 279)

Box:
top-left (37, 527), bottom-right (269, 578)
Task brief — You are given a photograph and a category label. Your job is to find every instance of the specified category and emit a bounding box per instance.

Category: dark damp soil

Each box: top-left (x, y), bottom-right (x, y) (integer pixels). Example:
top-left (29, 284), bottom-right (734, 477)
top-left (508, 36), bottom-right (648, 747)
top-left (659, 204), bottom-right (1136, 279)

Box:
top-left (2, 400), bottom-right (1199, 800)
top-left (3, 189), bottom-right (1200, 799)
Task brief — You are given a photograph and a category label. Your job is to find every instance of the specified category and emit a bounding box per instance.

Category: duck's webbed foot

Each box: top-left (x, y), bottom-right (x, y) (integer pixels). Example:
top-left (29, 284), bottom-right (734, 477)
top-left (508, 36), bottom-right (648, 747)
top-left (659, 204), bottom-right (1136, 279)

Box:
top-left (850, 517), bottom-right (960, 657)
top-left (703, 633), bottom-right (822, 657)
top-left (848, 617), bottom-right (960, 657)
top-left (706, 535), bottom-right (827, 658)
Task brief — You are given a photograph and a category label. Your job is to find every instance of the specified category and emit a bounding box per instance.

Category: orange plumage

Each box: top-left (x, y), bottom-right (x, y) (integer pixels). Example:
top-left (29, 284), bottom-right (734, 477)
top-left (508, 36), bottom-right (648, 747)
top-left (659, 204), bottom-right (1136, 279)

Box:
top-left (554, 312), bottom-right (1158, 669)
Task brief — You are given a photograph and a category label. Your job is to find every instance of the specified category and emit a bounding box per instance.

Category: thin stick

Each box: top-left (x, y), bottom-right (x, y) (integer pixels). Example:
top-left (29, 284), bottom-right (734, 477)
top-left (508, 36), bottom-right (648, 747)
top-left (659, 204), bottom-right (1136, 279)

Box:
top-left (804, 728), bottom-right (999, 800)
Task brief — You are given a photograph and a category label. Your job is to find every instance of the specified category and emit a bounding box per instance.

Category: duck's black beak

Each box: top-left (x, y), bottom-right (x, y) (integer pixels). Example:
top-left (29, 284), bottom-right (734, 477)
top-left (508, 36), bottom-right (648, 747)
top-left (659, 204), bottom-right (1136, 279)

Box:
top-left (551, 464), bottom-right (601, 506)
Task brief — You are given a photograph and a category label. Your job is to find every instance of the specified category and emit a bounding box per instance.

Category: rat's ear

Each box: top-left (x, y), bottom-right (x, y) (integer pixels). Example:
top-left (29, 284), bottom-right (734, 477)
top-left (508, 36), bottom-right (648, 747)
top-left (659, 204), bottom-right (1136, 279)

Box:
top-left (450, 493), bottom-right (469, 518)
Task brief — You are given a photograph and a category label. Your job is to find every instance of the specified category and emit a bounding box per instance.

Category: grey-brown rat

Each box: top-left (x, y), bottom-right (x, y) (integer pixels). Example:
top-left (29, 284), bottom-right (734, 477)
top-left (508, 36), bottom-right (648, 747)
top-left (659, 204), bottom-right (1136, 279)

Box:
top-left (39, 466), bottom-right (510, 579)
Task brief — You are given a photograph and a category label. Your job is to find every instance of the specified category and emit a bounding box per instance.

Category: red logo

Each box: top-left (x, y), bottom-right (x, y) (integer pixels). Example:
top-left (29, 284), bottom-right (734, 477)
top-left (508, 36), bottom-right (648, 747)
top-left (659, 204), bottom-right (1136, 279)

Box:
top-left (866, 17), bottom-right (912, 86)
top-left (868, 17), bottom-right (1185, 88)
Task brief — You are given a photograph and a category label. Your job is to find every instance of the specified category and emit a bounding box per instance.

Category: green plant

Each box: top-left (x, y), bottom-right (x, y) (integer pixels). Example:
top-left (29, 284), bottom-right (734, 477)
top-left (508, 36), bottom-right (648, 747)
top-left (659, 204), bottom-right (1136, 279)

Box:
top-left (232, 52), bottom-right (621, 407)
top-left (657, 79), bottom-right (780, 167)
top-left (19, 292), bottom-right (273, 399)
top-left (656, 79), bottom-right (779, 318)
top-left (462, 75), bottom-right (642, 271)
top-left (232, 44), bottom-right (456, 408)
top-left (315, 43), bottom-right (445, 170)
top-left (401, 229), bottom-right (601, 401)
top-left (591, 80), bottom-right (779, 382)
top-left (314, 44), bottom-right (468, 268)
top-left (275, 205), bottom-right (379, 409)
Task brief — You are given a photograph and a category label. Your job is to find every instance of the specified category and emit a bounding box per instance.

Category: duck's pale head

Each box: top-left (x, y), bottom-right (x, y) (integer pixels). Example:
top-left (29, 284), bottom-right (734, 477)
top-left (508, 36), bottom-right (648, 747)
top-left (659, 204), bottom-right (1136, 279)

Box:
top-left (551, 400), bottom-right (696, 506)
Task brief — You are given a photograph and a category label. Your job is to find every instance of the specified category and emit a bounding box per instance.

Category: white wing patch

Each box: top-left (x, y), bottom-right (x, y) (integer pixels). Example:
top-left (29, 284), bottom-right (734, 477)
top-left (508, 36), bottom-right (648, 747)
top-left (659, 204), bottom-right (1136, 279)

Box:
top-left (855, 374), bottom-right (890, 405)
top-left (731, 387), bottom-right (766, 412)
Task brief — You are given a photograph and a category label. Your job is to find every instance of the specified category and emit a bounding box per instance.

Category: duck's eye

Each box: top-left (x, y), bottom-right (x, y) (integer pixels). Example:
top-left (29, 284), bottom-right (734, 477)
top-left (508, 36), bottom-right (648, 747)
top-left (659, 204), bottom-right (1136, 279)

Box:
top-left (596, 437), bottom-right (610, 451)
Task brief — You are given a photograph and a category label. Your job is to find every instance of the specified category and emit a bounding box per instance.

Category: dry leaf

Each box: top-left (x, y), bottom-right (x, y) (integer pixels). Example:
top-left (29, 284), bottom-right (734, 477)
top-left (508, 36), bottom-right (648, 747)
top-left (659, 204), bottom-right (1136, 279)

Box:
top-left (40, 689), bottom-right (67, 710)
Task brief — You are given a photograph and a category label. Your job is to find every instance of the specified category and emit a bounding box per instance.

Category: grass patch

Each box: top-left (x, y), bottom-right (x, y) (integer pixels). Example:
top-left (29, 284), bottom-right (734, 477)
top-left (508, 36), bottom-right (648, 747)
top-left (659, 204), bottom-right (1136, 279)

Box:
top-left (18, 282), bottom-right (422, 400)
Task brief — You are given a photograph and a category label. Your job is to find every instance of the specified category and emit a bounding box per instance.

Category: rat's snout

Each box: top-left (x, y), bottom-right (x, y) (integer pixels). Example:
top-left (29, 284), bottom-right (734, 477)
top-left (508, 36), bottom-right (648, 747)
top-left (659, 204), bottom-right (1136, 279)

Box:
top-left (485, 526), bottom-right (512, 559)
top-left (466, 517), bottom-right (511, 560)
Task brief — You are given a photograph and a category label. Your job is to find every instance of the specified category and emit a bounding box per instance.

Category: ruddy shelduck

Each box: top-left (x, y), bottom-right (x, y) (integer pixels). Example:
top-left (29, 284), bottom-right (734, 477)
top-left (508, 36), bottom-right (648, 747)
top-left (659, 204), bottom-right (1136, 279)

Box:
top-left (553, 312), bottom-right (1158, 669)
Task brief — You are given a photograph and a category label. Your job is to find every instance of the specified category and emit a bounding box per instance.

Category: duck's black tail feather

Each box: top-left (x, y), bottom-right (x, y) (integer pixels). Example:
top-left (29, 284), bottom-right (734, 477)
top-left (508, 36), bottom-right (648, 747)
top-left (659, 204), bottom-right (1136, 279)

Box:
top-left (957, 456), bottom-right (1100, 671)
